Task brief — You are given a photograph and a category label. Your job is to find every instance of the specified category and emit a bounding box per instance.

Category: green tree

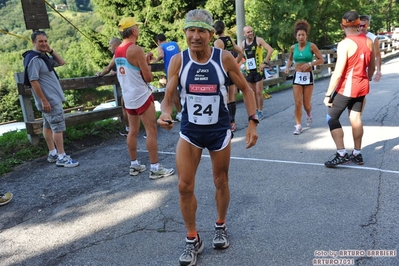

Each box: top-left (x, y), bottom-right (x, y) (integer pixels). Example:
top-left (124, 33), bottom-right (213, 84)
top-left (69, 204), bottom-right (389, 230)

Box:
top-left (90, 0), bottom-right (209, 53)
top-left (359, 0), bottom-right (399, 33)
top-left (244, 0), bottom-right (366, 52)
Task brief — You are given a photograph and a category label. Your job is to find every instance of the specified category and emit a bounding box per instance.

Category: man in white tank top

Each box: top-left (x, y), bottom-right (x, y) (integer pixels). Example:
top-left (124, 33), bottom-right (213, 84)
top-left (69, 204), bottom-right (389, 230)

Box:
top-left (360, 15), bottom-right (382, 82)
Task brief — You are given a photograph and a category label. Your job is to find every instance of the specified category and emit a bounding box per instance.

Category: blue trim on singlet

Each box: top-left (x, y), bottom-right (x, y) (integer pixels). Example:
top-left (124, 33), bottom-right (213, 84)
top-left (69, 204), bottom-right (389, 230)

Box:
top-left (178, 47), bottom-right (230, 132)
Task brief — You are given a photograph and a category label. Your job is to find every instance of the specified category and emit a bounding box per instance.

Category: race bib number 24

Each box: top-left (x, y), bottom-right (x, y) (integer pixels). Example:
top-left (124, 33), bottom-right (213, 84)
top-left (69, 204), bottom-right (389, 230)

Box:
top-left (186, 94), bottom-right (220, 125)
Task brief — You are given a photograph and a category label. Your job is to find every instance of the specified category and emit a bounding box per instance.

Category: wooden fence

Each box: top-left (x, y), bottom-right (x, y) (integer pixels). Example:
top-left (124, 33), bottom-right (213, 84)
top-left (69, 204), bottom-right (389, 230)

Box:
top-left (14, 64), bottom-right (165, 145)
top-left (266, 38), bottom-right (398, 85)
top-left (15, 40), bottom-right (399, 144)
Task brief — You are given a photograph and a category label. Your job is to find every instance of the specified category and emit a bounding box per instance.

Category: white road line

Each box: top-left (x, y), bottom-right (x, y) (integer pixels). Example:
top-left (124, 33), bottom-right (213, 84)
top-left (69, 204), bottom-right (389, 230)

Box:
top-left (152, 150), bottom-right (399, 175)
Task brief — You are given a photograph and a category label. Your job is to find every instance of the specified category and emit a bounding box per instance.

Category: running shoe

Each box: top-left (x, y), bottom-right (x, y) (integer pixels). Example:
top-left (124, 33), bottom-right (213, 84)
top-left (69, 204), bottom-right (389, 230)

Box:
top-left (263, 91), bottom-right (272, 99)
top-left (149, 165), bottom-right (174, 180)
top-left (306, 114), bottom-right (313, 126)
top-left (324, 153), bottom-right (350, 168)
top-left (47, 154), bottom-right (58, 163)
top-left (179, 234), bottom-right (204, 266)
top-left (212, 223), bottom-right (230, 249)
top-left (0, 192), bottom-right (13, 206)
top-left (349, 152), bottom-right (364, 165)
top-left (119, 130), bottom-right (128, 137)
top-left (293, 124), bottom-right (302, 135)
top-left (129, 163), bottom-right (146, 176)
top-left (56, 155), bottom-right (79, 168)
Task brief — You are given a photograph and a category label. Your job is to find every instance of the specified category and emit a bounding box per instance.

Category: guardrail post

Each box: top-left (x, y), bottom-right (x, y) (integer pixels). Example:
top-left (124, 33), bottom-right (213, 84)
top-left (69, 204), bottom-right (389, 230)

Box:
top-left (14, 72), bottom-right (40, 145)
top-left (113, 82), bottom-right (123, 123)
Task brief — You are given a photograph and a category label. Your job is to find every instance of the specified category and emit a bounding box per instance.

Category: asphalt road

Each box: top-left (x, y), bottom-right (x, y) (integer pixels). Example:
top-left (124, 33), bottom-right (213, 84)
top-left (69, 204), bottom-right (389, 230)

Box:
top-left (1, 56), bottom-right (399, 266)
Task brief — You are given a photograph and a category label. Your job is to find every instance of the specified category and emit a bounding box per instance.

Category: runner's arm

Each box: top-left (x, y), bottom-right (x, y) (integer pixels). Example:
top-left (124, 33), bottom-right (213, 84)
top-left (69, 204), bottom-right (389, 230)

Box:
top-left (158, 54), bottom-right (181, 129)
top-left (222, 50), bottom-right (258, 148)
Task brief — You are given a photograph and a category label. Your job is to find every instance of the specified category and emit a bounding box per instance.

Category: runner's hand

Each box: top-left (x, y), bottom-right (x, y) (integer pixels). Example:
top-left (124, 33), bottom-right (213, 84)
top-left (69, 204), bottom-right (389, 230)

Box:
top-left (245, 123), bottom-right (258, 149)
top-left (323, 96), bottom-right (332, 107)
top-left (157, 114), bottom-right (174, 130)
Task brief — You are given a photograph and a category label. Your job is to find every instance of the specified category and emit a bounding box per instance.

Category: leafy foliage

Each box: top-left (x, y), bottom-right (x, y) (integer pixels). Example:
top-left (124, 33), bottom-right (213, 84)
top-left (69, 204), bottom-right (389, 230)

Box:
top-left (0, 1), bottom-right (108, 123)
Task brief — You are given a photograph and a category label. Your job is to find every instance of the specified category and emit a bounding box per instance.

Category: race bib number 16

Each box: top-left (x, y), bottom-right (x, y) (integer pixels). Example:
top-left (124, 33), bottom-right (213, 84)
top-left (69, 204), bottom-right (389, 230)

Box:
top-left (294, 71), bottom-right (311, 85)
top-left (186, 94), bottom-right (220, 125)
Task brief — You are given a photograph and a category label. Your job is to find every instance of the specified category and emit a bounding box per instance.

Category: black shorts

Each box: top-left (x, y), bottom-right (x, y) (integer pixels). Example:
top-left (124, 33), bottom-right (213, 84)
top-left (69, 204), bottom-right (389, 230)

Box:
top-left (246, 71), bottom-right (263, 83)
top-left (328, 93), bottom-right (365, 119)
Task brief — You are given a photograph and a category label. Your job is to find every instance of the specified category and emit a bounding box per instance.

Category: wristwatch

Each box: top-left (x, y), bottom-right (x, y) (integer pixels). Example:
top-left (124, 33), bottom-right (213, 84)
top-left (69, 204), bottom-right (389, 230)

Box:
top-left (248, 114), bottom-right (260, 124)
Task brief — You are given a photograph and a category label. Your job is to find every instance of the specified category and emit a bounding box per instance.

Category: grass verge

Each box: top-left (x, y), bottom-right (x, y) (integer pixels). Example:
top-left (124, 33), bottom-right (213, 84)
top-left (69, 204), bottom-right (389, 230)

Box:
top-left (0, 119), bottom-right (123, 176)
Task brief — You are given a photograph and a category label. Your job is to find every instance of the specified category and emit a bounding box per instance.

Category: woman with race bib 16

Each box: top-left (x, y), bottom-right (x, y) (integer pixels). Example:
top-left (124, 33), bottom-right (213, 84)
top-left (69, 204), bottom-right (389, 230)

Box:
top-left (285, 20), bottom-right (324, 135)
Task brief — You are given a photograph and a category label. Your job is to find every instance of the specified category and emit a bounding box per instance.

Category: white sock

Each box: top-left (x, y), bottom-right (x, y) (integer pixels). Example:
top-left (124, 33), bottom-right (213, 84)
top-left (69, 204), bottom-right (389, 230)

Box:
top-left (151, 163), bottom-right (159, 171)
top-left (337, 149), bottom-right (347, 156)
top-left (131, 160), bottom-right (138, 166)
top-left (125, 126), bottom-right (129, 132)
top-left (49, 149), bottom-right (57, 156)
top-left (353, 149), bottom-right (361, 156)
top-left (58, 153), bottom-right (66, 159)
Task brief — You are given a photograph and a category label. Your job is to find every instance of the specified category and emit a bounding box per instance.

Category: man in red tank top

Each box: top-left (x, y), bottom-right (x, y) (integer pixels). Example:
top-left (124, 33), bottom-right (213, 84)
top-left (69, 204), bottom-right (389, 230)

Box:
top-left (323, 11), bottom-right (375, 168)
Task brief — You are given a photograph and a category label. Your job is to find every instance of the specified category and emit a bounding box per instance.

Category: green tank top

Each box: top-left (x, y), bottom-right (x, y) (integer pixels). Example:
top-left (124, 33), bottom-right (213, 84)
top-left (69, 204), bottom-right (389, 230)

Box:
top-left (293, 42), bottom-right (313, 63)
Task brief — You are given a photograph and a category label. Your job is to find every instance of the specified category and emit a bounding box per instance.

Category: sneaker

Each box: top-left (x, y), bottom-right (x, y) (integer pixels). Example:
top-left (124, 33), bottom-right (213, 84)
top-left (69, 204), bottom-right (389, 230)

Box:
top-left (293, 125), bottom-right (302, 135)
top-left (0, 192), bottom-right (13, 206)
top-left (306, 114), bottom-right (313, 126)
top-left (349, 152), bottom-right (364, 165)
top-left (263, 91), bottom-right (272, 99)
top-left (47, 154), bottom-right (58, 163)
top-left (176, 112), bottom-right (182, 122)
top-left (119, 130), bottom-right (128, 137)
top-left (149, 165), bottom-right (174, 180)
top-left (129, 163), bottom-right (146, 176)
top-left (56, 155), bottom-right (79, 168)
top-left (179, 234), bottom-right (204, 266)
top-left (212, 223), bottom-right (230, 249)
top-left (256, 110), bottom-right (264, 121)
top-left (324, 153), bottom-right (350, 168)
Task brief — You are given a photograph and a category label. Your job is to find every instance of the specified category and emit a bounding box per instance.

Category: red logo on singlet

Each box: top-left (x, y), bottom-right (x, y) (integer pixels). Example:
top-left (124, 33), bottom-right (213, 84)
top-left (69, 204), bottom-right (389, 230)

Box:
top-left (119, 67), bottom-right (126, 75)
top-left (189, 84), bottom-right (217, 93)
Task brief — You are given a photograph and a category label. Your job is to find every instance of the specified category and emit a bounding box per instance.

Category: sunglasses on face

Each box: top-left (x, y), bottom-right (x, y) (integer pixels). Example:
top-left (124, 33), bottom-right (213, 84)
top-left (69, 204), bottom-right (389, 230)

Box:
top-left (359, 24), bottom-right (367, 28)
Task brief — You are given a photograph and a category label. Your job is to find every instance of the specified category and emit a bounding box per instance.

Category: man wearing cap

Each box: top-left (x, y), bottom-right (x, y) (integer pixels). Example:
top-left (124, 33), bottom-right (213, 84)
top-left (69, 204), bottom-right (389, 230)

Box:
top-left (157, 9), bottom-right (258, 266)
top-left (115, 17), bottom-right (174, 179)
top-left (95, 37), bottom-right (130, 136)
